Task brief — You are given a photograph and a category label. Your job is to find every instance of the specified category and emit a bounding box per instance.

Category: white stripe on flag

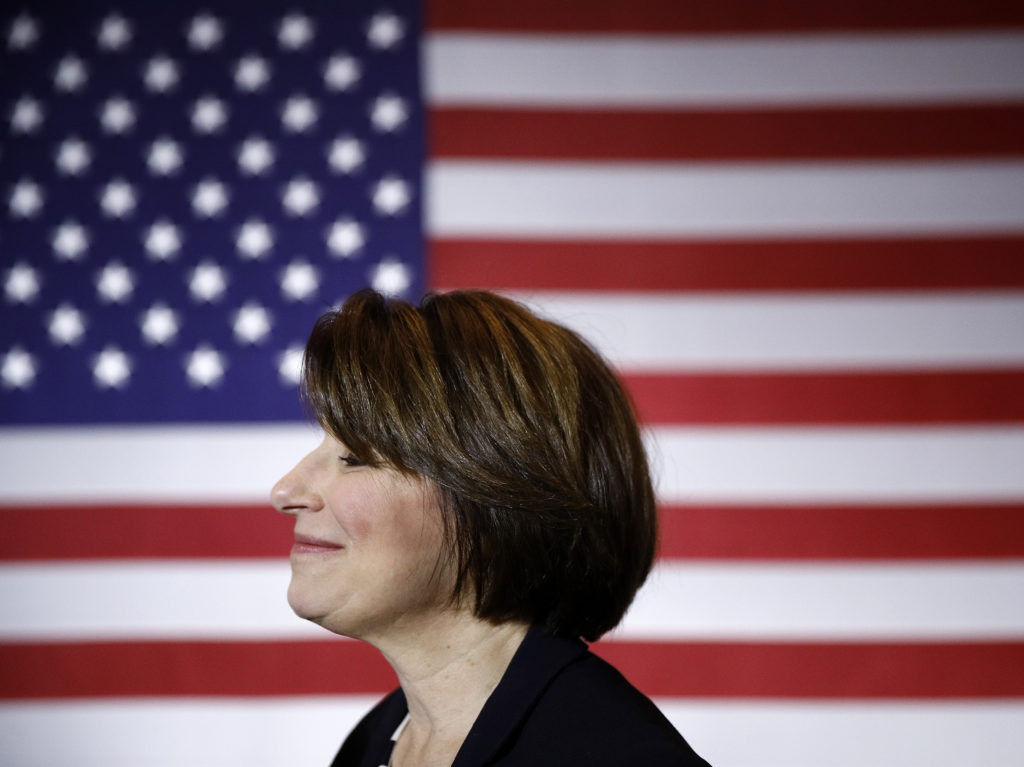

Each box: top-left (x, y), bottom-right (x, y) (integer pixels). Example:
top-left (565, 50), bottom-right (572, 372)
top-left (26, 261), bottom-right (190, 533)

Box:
top-left (3, 425), bottom-right (1022, 502)
top-left (3, 561), bottom-right (1022, 640)
top-left (426, 32), bottom-right (1024, 106)
top-left (428, 161), bottom-right (1024, 236)
top-left (0, 697), bottom-right (374, 767)
top-left (1, 699), bottom-right (1021, 767)
top-left (619, 561), bottom-right (1024, 639)
top-left (658, 700), bottom-right (1024, 767)
top-left (651, 426), bottom-right (1024, 502)
top-left (0, 560), bottom-right (305, 640)
top-left (512, 291), bottom-right (1024, 370)
top-left (0, 424), bottom-right (322, 503)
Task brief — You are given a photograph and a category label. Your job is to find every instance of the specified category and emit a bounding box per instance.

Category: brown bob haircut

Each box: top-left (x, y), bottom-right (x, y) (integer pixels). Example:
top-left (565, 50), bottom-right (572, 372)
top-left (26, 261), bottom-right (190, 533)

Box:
top-left (301, 288), bottom-right (657, 642)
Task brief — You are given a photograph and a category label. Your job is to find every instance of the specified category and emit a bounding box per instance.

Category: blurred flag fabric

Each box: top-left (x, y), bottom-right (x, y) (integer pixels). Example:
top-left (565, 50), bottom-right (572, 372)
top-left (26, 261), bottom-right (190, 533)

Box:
top-left (2, 2), bottom-right (1024, 766)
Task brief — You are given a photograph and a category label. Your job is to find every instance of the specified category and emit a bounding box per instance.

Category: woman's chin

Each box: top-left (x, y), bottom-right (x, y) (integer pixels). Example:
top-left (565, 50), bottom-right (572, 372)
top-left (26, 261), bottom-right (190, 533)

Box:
top-left (286, 583), bottom-right (327, 623)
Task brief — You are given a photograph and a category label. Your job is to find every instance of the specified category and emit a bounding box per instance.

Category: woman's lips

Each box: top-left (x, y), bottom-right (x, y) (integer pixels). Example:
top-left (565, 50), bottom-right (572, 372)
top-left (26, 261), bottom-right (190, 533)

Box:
top-left (292, 534), bottom-right (344, 555)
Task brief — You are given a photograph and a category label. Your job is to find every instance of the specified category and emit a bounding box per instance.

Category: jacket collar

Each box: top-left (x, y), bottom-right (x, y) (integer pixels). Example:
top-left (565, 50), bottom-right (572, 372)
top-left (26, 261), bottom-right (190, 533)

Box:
top-left (452, 624), bottom-right (587, 766)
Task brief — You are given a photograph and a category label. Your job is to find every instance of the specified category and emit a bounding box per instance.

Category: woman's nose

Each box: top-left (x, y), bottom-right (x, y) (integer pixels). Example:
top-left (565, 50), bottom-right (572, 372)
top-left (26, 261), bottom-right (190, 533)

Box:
top-left (270, 455), bottom-right (324, 516)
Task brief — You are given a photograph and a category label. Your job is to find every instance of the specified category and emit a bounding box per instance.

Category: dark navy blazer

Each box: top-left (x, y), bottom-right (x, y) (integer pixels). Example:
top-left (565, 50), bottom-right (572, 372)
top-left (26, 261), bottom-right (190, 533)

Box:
top-left (331, 625), bottom-right (711, 766)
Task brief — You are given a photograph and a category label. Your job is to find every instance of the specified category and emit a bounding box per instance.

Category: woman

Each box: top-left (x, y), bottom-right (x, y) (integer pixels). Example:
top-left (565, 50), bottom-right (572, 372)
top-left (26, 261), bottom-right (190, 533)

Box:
top-left (272, 288), bottom-right (710, 766)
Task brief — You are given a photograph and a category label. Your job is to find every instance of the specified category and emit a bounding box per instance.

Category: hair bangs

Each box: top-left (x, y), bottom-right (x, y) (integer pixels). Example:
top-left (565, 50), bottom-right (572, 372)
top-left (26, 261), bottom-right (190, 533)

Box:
top-left (301, 289), bottom-right (453, 477)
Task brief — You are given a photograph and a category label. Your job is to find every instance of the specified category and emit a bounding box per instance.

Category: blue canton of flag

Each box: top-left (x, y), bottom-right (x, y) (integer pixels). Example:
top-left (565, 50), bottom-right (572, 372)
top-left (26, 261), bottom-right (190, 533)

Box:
top-left (0, 0), bottom-right (424, 424)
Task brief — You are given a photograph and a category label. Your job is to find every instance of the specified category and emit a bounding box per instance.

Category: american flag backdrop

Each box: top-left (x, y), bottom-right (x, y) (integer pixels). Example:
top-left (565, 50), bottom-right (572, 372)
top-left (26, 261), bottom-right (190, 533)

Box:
top-left (2, 2), bottom-right (1024, 765)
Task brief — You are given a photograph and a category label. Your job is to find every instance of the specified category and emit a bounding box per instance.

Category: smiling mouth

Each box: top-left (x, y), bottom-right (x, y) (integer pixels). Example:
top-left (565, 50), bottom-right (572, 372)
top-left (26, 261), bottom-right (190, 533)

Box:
top-left (292, 535), bottom-right (344, 555)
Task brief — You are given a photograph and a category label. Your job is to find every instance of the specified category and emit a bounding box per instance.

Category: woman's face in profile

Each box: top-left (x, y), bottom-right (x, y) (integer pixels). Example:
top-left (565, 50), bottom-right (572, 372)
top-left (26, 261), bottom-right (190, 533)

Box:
top-left (271, 433), bottom-right (453, 640)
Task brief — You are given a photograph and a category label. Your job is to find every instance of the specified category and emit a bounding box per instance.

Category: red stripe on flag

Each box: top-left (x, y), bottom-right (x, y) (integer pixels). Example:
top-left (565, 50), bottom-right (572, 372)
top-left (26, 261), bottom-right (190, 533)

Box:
top-left (3, 640), bottom-right (1022, 699)
top-left (431, 106), bottom-right (1024, 161)
top-left (659, 503), bottom-right (1024, 560)
top-left (0, 505), bottom-right (291, 561)
top-left (426, 0), bottom-right (1024, 33)
top-left (624, 371), bottom-right (1024, 425)
top-left (591, 640), bottom-right (1024, 698)
top-left (4, 502), bottom-right (1022, 561)
top-left (429, 237), bottom-right (1024, 292)
top-left (0, 640), bottom-right (396, 698)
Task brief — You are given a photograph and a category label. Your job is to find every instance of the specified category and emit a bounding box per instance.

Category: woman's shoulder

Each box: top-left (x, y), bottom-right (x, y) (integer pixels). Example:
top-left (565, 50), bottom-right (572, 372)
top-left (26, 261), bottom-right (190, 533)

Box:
top-left (507, 649), bottom-right (711, 766)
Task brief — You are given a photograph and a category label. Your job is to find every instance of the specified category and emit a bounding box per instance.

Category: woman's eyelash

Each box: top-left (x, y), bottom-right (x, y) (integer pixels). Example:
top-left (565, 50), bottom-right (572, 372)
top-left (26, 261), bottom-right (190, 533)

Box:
top-left (340, 454), bottom-right (363, 467)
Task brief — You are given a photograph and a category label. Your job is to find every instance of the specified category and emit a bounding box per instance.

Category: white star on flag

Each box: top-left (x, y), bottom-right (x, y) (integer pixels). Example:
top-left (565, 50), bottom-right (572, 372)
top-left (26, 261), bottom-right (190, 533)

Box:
top-left (92, 346), bottom-right (131, 388)
top-left (11, 97), bottom-right (44, 133)
top-left (9, 180), bottom-right (44, 218)
top-left (140, 304), bottom-right (180, 345)
top-left (7, 14), bottom-right (40, 50)
top-left (281, 95), bottom-right (318, 132)
top-left (185, 345), bottom-right (226, 387)
top-left (97, 13), bottom-right (132, 51)
top-left (95, 262), bottom-right (134, 303)
top-left (372, 176), bottom-right (412, 215)
top-left (192, 96), bottom-right (228, 133)
top-left (189, 262), bottom-right (228, 303)
top-left (282, 178), bottom-right (319, 216)
top-left (237, 137), bottom-right (275, 175)
top-left (54, 55), bottom-right (88, 92)
top-left (144, 221), bottom-right (182, 260)
top-left (367, 12), bottom-right (405, 50)
top-left (187, 13), bottom-right (223, 51)
top-left (52, 221), bottom-right (89, 260)
top-left (324, 54), bottom-right (361, 91)
top-left (235, 55), bottom-right (271, 91)
top-left (1, 347), bottom-right (37, 389)
top-left (277, 344), bottom-right (304, 385)
top-left (55, 138), bottom-right (92, 175)
top-left (99, 97), bottom-right (136, 134)
top-left (233, 302), bottom-right (273, 344)
top-left (278, 14), bottom-right (314, 50)
top-left (48, 304), bottom-right (86, 346)
top-left (99, 179), bottom-right (137, 218)
top-left (370, 93), bottom-right (409, 132)
top-left (326, 218), bottom-right (365, 257)
top-left (192, 179), bottom-right (230, 217)
top-left (143, 56), bottom-right (180, 92)
top-left (147, 137), bottom-right (184, 176)
top-left (5, 263), bottom-right (41, 304)
top-left (280, 260), bottom-right (319, 301)
top-left (237, 220), bottom-right (273, 258)
top-left (328, 136), bottom-right (366, 174)
top-left (370, 258), bottom-right (412, 297)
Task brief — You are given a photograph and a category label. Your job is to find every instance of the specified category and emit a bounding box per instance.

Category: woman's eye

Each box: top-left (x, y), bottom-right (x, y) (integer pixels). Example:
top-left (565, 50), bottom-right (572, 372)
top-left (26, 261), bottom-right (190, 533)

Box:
top-left (340, 454), bottom-right (363, 467)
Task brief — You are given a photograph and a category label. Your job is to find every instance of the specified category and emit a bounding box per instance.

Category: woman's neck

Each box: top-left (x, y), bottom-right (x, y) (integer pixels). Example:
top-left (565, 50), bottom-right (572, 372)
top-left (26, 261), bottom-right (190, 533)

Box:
top-left (372, 615), bottom-right (530, 767)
